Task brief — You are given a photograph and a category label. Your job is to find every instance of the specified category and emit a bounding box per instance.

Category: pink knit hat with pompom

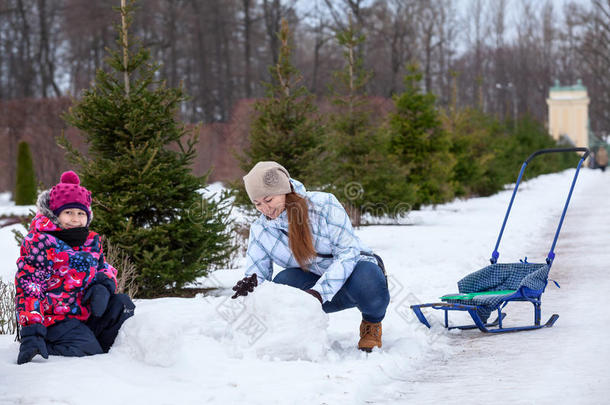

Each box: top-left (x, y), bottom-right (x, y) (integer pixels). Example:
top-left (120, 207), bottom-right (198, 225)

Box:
top-left (49, 171), bottom-right (92, 220)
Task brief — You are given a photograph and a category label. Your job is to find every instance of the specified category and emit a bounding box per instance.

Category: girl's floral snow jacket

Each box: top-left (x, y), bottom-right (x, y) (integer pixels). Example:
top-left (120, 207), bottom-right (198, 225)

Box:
top-left (244, 179), bottom-right (376, 303)
top-left (15, 191), bottom-right (117, 327)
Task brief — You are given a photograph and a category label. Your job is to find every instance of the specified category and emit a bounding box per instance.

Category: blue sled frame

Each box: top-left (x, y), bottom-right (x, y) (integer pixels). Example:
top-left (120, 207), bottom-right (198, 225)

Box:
top-left (410, 147), bottom-right (590, 333)
top-left (410, 288), bottom-right (559, 333)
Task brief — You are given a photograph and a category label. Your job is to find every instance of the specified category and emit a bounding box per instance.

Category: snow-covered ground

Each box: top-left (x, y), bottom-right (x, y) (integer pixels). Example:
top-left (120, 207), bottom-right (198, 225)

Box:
top-left (0, 192), bottom-right (35, 218)
top-left (1, 168), bottom-right (608, 404)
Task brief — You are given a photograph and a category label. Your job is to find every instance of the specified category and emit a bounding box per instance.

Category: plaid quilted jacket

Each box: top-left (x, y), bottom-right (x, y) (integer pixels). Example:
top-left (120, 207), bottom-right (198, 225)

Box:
top-left (244, 179), bottom-right (375, 303)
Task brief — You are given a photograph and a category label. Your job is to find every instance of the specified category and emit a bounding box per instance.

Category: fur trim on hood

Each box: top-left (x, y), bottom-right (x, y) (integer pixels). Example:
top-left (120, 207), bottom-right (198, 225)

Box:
top-left (37, 189), bottom-right (60, 226)
top-left (36, 189), bottom-right (93, 226)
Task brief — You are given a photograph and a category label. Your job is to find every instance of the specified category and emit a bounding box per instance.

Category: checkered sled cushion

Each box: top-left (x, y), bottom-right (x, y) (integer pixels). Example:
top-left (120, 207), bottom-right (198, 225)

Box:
top-left (442, 263), bottom-right (550, 322)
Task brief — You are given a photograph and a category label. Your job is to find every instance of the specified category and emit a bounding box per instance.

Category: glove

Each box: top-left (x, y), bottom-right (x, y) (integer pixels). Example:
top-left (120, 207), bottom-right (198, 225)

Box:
top-left (305, 289), bottom-right (323, 304)
top-left (231, 274), bottom-right (258, 299)
top-left (17, 324), bottom-right (49, 365)
top-left (84, 284), bottom-right (111, 317)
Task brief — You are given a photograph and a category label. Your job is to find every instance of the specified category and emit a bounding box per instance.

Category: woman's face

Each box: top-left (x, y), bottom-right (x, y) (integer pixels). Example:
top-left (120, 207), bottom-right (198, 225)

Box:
top-left (253, 194), bottom-right (286, 219)
top-left (57, 208), bottom-right (88, 229)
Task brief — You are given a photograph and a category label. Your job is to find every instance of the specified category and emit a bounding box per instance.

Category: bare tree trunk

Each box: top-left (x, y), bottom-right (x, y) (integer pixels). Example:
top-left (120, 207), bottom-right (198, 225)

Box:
top-left (121, 0), bottom-right (130, 96)
top-left (263, 0), bottom-right (281, 64)
top-left (15, 0), bottom-right (35, 97)
top-left (212, 0), bottom-right (225, 120)
top-left (467, 0), bottom-right (485, 110)
top-left (214, 0), bottom-right (233, 121)
top-left (164, 0), bottom-right (179, 88)
top-left (190, 0), bottom-right (213, 121)
top-left (388, 0), bottom-right (411, 96)
top-left (423, 19), bottom-right (434, 93)
top-left (36, 0), bottom-right (61, 98)
top-left (436, 0), bottom-right (457, 106)
top-left (491, 0), bottom-right (507, 119)
top-left (243, 0), bottom-right (252, 98)
top-left (37, 0), bottom-right (48, 98)
top-left (578, 0), bottom-right (610, 134)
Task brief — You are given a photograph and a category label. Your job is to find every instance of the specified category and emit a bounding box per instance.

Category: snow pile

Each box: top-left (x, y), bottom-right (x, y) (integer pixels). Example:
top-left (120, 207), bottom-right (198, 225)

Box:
top-left (236, 283), bottom-right (330, 361)
top-left (112, 284), bottom-right (330, 366)
top-left (111, 299), bottom-right (194, 367)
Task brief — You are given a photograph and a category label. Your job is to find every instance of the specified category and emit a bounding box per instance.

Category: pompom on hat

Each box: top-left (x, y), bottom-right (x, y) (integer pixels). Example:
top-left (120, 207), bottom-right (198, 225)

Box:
top-left (243, 161), bottom-right (291, 202)
top-left (49, 171), bottom-right (92, 221)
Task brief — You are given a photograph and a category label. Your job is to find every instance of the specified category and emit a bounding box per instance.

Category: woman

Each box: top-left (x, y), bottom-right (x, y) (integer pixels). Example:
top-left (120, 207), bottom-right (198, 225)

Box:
top-left (231, 161), bottom-right (390, 351)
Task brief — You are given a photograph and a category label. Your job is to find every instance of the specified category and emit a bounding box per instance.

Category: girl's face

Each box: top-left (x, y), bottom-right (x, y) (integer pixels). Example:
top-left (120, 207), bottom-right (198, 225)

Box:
top-left (253, 194), bottom-right (286, 219)
top-left (57, 208), bottom-right (88, 229)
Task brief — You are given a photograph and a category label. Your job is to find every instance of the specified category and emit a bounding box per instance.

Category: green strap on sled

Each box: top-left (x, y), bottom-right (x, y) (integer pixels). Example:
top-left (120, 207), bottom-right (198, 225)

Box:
top-left (441, 290), bottom-right (517, 301)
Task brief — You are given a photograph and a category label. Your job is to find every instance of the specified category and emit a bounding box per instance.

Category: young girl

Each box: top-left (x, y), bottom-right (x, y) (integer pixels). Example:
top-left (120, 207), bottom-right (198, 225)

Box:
top-left (231, 161), bottom-right (390, 351)
top-left (15, 171), bottom-right (135, 364)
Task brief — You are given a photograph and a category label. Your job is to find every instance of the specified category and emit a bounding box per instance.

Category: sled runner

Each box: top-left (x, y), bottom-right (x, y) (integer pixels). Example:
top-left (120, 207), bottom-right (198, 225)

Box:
top-left (410, 147), bottom-right (590, 333)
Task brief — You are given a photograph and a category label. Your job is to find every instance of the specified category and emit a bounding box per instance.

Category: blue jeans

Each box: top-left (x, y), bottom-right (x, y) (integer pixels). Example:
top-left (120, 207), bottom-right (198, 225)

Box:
top-left (272, 260), bottom-right (390, 323)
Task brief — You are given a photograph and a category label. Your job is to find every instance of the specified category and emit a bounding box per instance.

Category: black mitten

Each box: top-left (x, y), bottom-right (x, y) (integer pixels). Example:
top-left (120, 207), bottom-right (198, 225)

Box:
top-left (17, 324), bottom-right (49, 365)
top-left (84, 284), bottom-right (111, 317)
top-left (231, 274), bottom-right (258, 299)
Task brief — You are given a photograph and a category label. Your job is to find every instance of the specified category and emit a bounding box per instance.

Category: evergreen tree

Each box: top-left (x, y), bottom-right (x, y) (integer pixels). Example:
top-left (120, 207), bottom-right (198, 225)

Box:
top-left (235, 19), bottom-right (323, 205)
top-left (321, 19), bottom-right (411, 225)
top-left (14, 141), bottom-right (37, 205)
top-left (494, 115), bottom-right (580, 185)
top-left (389, 65), bottom-right (455, 208)
top-left (443, 107), bottom-right (503, 197)
top-left (443, 105), bottom-right (579, 198)
top-left (59, 1), bottom-right (234, 297)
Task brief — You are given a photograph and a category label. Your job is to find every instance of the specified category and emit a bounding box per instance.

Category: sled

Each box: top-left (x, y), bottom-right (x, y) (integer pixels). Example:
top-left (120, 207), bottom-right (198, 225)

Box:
top-left (410, 147), bottom-right (590, 333)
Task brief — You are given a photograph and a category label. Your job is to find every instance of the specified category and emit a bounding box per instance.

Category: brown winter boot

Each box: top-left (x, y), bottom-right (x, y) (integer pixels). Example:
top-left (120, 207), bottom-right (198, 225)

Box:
top-left (358, 320), bottom-right (382, 352)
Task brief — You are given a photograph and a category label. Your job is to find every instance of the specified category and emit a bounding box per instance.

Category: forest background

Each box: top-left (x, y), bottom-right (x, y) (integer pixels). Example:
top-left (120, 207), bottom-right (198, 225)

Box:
top-left (1, 0), bottom-right (607, 192)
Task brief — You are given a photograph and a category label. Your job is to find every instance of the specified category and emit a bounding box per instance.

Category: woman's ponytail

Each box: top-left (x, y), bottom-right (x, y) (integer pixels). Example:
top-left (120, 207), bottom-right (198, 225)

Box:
top-left (285, 192), bottom-right (316, 270)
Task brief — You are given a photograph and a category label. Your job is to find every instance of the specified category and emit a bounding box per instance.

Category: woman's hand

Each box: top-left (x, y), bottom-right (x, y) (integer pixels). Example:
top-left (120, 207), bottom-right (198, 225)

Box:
top-left (231, 274), bottom-right (258, 299)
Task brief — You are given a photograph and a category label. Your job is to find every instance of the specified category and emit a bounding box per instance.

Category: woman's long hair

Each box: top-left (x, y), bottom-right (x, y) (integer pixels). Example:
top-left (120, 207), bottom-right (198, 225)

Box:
top-left (285, 191), bottom-right (316, 270)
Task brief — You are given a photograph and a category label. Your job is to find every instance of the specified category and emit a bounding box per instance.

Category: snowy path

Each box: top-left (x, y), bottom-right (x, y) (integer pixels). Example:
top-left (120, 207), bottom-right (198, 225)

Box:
top-left (372, 170), bottom-right (610, 404)
top-left (1, 169), bottom-right (608, 404)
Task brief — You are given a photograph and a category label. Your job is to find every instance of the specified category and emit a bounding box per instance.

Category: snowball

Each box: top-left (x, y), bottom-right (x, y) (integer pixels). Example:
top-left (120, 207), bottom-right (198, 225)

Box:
top-left (232, 282), bottom-right (331, 361)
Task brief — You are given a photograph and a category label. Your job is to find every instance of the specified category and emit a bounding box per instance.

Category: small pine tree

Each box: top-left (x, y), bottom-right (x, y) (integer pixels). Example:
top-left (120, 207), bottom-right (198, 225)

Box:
top-left (321, 19), bottom-right (411, 225)
top-left (235, 19), bottom-right (323, 204)
top-left (59, 1), bottom-right (234, 297)
top-left (389, 65), bottom-right (455, 208)
top-left (14, 141), bottom-right (37, 205)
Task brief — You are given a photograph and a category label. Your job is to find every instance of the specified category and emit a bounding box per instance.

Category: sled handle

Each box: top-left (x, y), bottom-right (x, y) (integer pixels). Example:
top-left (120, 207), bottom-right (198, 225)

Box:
top-left (491, 147), bottom-right (590, 265)
top-left (525, 148), bottom-right (589, 164)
